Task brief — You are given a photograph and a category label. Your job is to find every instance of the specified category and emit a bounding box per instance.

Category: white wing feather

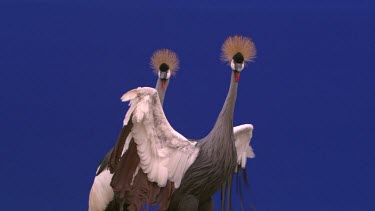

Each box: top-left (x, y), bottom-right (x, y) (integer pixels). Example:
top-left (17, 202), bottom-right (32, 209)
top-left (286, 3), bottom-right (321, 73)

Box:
top-left (120, 87), bottom-right (199, 188)
top-left (88, 169), bottom-right (114, 211)
top-left (234, 124), bottom-right (255, 171)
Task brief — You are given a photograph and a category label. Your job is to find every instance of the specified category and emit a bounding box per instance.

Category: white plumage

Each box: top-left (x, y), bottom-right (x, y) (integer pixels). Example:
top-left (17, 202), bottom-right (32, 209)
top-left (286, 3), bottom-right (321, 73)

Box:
top-left (233, 124), bottom-right (255, 171)
top-left (121, 87), bottom-right (200, 188)
top-left (89, 89), bottom-right (256, 210)
top-left (88, 169), bottom-right (114, 211)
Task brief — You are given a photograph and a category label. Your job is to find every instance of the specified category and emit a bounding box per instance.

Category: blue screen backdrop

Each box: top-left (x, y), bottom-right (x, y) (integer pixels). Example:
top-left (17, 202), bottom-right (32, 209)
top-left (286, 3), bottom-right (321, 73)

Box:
top-left (0, 0), bottom-right (374, 210)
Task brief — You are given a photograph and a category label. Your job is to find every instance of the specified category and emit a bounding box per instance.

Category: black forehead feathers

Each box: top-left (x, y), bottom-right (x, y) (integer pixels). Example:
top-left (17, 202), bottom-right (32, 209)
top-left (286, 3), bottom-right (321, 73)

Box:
top-left (233, 52), bottom-right (244, 63)
top-left (159, 63), bottom-right (169, 72)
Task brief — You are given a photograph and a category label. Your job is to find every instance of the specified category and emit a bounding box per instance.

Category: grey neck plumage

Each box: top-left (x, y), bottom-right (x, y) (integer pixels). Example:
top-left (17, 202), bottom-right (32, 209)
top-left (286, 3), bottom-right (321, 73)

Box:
top-left (155, 79), bottom-right (169, 105)
top-left (203, 71), bottom-right (238, 142)
top-left (167, 71), bottom-right (239, 208)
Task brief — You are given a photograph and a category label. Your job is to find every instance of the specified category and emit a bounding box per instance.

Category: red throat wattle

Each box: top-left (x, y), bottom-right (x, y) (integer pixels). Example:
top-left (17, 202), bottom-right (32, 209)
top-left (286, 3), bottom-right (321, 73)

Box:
top-left (234, 72), bottom-right (240, 82)
top-left (161, 80), bottom-right (166, 90)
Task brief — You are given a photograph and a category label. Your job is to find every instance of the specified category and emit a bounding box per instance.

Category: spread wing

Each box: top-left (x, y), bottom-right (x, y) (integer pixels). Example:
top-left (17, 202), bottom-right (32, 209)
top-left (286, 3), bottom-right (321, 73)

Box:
top-left (110, 87), bottom-right (199, 189)
top-left (234, 124), bottom-right (255, 171)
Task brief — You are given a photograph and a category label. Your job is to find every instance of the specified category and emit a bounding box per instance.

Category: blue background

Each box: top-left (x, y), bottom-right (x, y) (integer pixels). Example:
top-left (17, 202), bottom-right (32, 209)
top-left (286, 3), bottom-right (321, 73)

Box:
top-left (1, 0), bottom-right (374, 210)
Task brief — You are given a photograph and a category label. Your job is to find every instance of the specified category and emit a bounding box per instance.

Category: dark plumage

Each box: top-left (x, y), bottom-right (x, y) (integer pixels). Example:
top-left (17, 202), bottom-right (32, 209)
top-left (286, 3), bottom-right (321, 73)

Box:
top-left (96, 149), bottom-right (112, 176)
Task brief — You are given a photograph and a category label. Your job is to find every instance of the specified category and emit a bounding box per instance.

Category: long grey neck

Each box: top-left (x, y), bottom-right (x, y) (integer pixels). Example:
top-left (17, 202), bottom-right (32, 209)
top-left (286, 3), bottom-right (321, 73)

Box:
top-left (205, 71), bottom-right (238, 139)
top-left (155, 79), bottom-right (169, 105)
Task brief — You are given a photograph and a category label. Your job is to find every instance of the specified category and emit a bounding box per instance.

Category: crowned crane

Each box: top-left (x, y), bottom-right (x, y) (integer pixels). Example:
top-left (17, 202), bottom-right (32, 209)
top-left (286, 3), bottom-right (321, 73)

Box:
top-left (108, 35), bottom-right (256, 211)
top-left (88, 49), bottom-right (179, 211)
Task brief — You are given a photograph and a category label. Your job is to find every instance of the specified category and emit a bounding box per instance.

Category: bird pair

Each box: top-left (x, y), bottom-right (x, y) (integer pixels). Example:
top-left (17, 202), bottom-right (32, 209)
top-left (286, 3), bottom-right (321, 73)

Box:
top-left (89, 35), bottom-right (257, 211)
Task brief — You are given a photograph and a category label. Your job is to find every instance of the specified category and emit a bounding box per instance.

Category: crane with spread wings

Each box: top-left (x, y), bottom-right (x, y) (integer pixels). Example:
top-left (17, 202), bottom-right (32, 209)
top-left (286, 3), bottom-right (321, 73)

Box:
top-left (89, 49), bottom-right (179, 211)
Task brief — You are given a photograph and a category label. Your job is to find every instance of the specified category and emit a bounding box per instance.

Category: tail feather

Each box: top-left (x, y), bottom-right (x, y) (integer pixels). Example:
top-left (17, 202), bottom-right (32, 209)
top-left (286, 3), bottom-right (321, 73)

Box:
top-left (221, 182), bottom-right (227, 211)
top-left (226, 174), bottom-right (233, 211)
top-left (242, 167), bottom-right (249, 187)
top-left (237, 168), bottom-right (245, 211)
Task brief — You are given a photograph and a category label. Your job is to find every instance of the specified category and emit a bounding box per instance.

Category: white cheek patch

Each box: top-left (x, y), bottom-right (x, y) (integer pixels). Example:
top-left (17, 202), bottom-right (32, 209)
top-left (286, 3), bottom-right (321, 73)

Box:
top-left (239, 63), bottom-right (244, 71)
top-left (158, 70), bottom-right (171, 79)
top-left (230, 60), bottom-right (244, 72)
top-left (166, 71), bottom-right (171, 79)
top-left (230, 60), bottom-right (236, 70)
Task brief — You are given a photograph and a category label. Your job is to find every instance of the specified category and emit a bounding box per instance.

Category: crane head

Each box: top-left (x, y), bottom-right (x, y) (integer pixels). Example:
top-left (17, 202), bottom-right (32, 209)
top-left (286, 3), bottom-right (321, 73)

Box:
top-left (150, 49), bottom-right (179, 90)
top-left (221, 35), bottom-right (256, 82)
top-left (158, 63), bottom-right (171, 90)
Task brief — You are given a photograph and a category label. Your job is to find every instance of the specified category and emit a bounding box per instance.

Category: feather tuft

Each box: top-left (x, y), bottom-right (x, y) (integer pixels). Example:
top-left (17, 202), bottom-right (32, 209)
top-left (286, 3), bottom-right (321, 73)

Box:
top-left (221, 35), bottom-right (256, 64)
top-left (150, 49), bottom-right (179, 75)
top-left (121, 88), bottom-right (139, 102)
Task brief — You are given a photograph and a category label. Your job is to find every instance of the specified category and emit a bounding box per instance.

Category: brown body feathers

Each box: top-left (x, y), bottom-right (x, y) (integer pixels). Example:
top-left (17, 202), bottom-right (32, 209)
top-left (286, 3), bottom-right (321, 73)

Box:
top-left (221, 35), bottom-right (256, 63)
top-left (150, 49), bottom-right (179, 75)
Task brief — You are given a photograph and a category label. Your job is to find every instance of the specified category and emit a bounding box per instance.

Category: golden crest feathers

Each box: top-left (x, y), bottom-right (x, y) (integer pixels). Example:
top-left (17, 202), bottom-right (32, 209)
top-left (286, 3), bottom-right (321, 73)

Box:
top-left (221, 35), bottom-right (256, 63)
top-left (150, 49), bottom-right (179, 75)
